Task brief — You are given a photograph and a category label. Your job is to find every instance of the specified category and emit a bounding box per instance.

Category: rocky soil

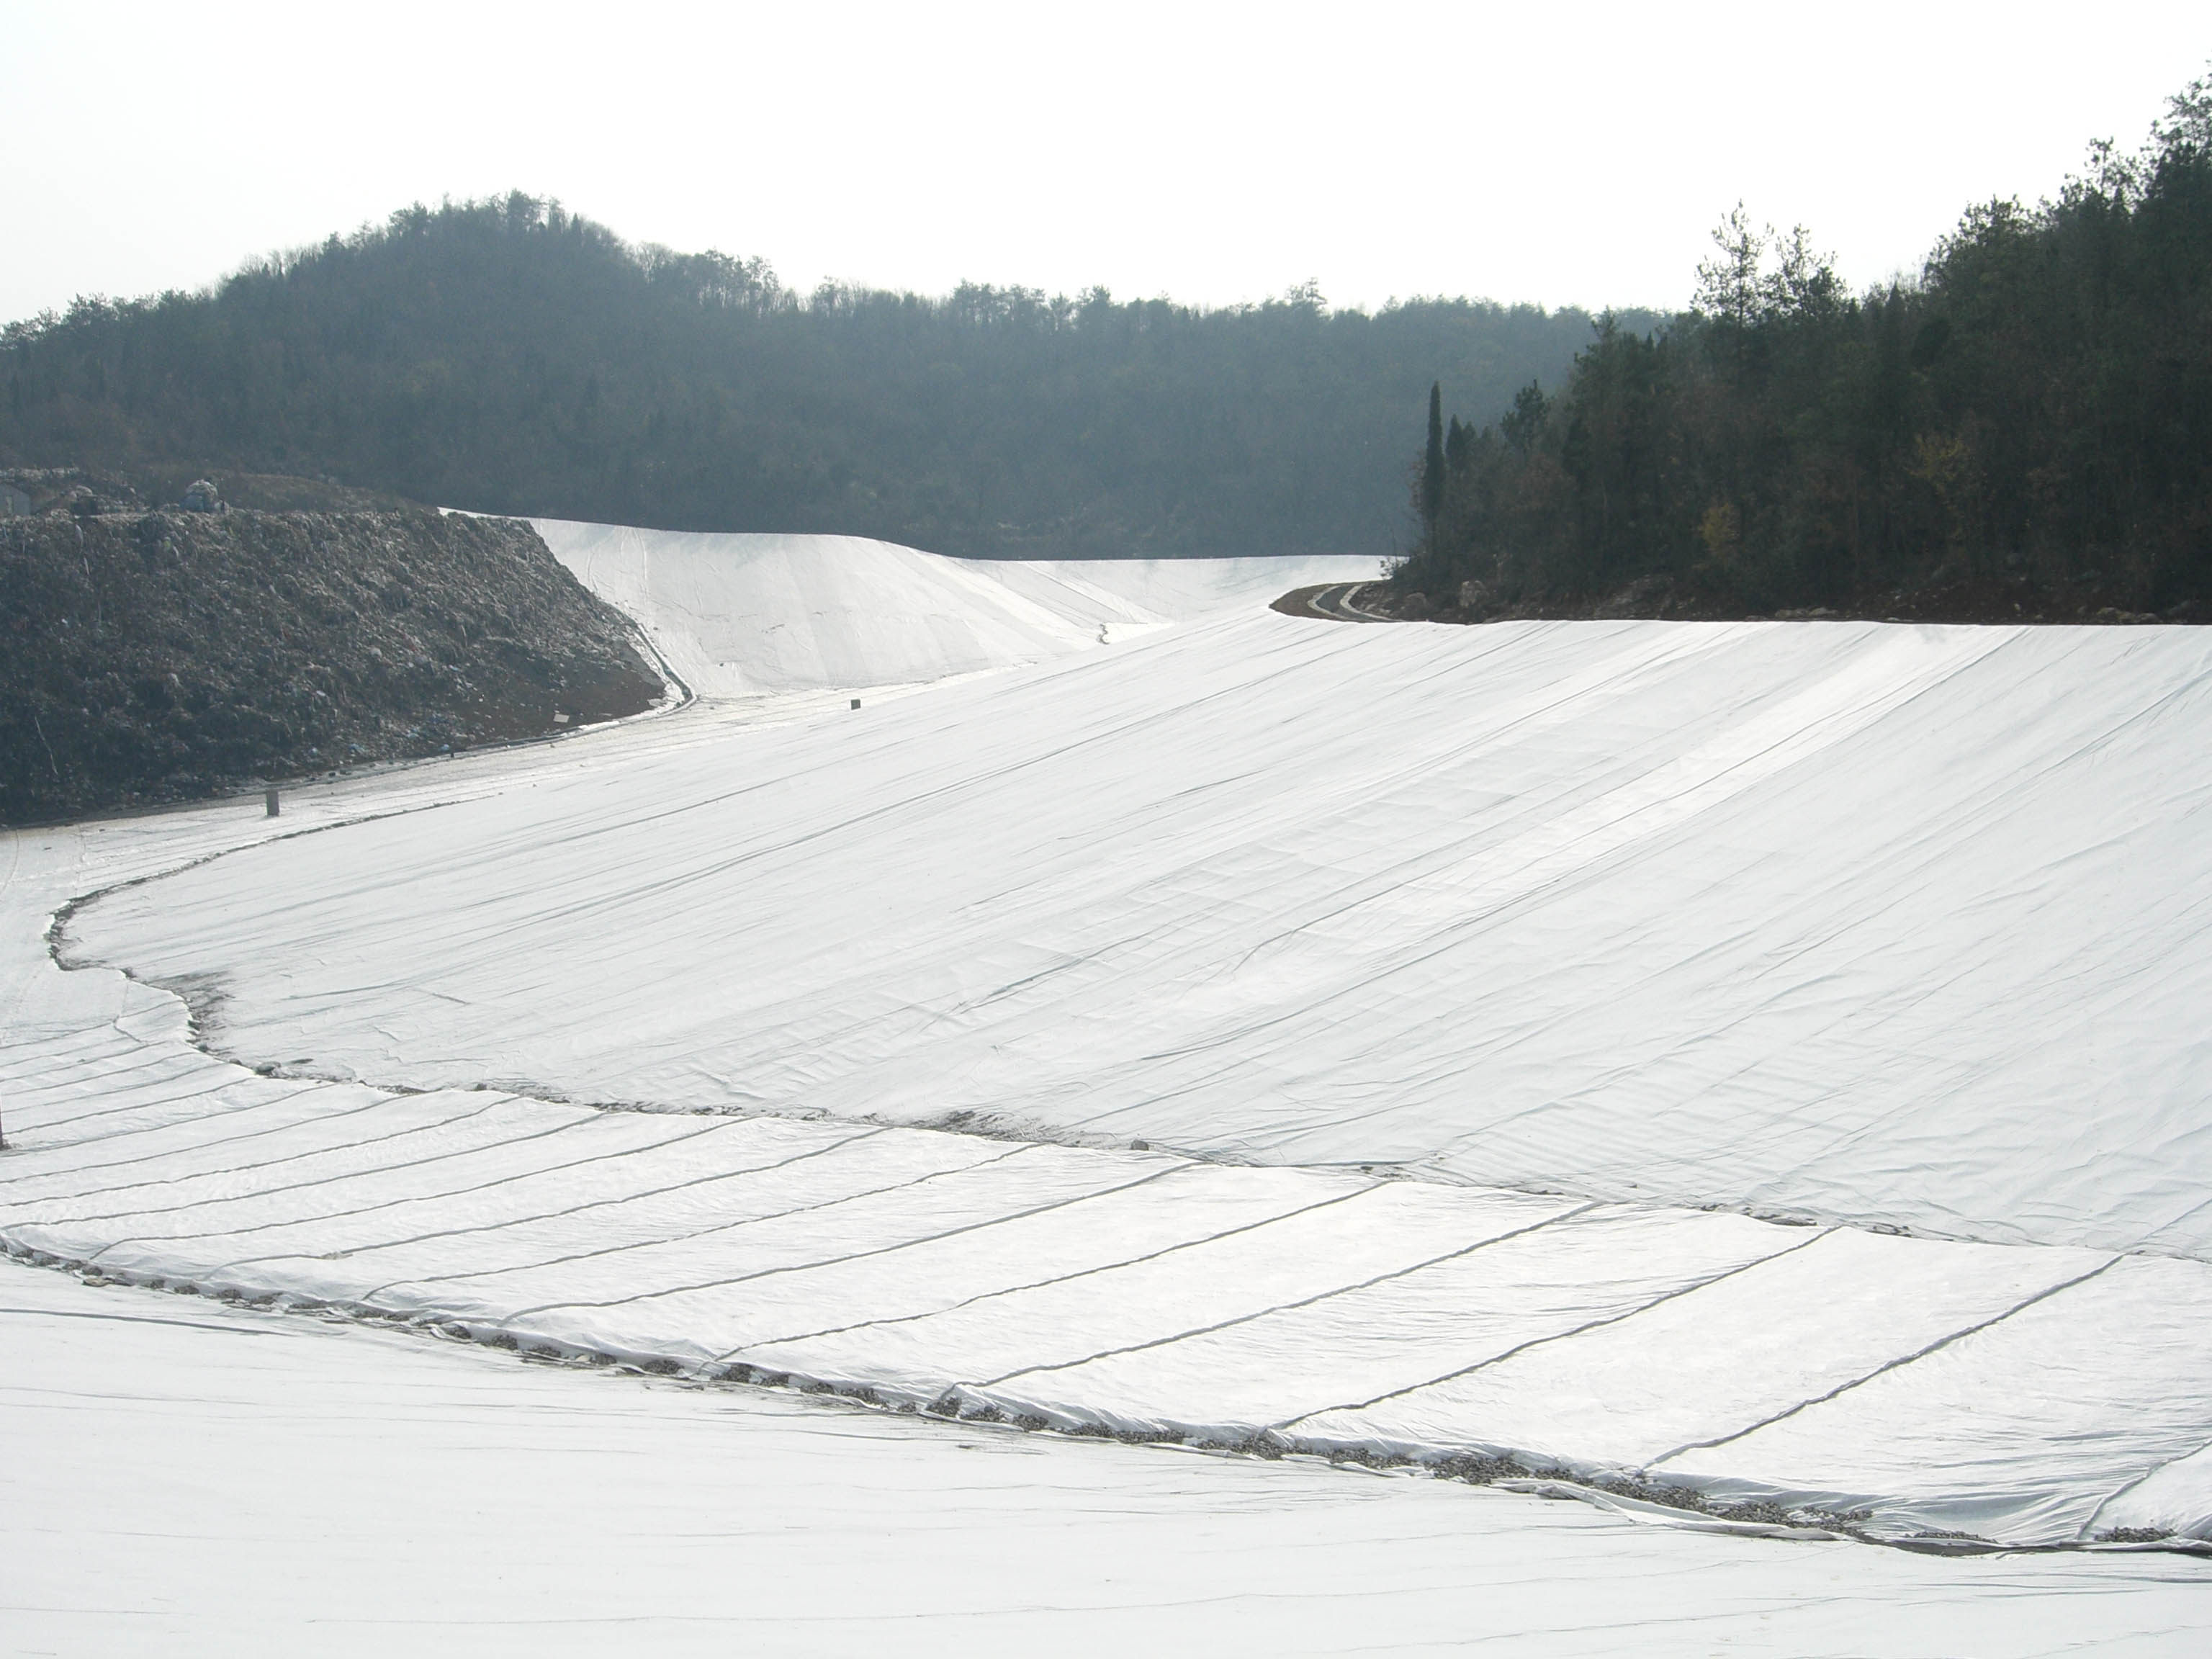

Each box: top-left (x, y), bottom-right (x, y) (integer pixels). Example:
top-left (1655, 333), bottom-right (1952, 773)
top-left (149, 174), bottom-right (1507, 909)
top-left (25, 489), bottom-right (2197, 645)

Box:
top-left (1, 507), bottom-right (664, 824)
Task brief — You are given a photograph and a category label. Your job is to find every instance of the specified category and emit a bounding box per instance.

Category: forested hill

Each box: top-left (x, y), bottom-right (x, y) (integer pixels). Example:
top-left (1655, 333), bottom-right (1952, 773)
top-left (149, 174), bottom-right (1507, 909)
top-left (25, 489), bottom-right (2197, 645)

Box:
top-left (1392, 74), bottom-right (2212, 623)
top-left (0, 201), bottom-right (1643, 560)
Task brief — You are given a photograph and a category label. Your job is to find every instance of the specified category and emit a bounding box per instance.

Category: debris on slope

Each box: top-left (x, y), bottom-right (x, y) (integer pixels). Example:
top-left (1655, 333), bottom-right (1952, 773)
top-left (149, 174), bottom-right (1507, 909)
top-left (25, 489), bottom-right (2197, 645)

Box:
top-left (1, 506), bottom-right (664, 823)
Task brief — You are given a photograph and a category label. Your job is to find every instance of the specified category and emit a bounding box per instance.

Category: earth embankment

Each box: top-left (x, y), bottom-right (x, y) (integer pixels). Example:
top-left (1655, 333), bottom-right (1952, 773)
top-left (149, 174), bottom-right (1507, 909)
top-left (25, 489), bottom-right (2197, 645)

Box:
top-left (1, 508), bottom-right (663, 824)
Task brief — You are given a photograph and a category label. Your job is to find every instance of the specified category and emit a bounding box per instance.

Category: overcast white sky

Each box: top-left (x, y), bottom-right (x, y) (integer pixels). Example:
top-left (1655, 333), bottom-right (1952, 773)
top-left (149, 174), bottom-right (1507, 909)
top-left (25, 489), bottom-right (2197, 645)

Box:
top-left (2, 2), bottom-right (2206, 324)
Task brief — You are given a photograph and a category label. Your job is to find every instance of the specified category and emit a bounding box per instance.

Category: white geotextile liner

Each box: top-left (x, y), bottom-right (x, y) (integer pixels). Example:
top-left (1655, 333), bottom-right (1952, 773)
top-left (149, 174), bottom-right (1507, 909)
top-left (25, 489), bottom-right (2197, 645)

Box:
top-left (994, 1205), bottom-right (1808, 1436)
top-left (1665, 1254), bottom-right (2212, 1544)
top-left (588, 1163), bottom-right (1367, 1358)
top-left (70, 607), bottom-right (2212, 1259)
top-left (6, 1050), bottom-right (246, 1138)
top-left (747, 1184), bottom-right (1584, 1398)
top-left (2102, 1440), bottom-right (2212, 1539)
top-left (1297, 1225), bottom-right (2112, 1468)
top-left (17, 1267), bottom-right (2211, 1658)
top-left (273, 1118), bottom-right (877, 1295)
top-left (11, 1093), bottom-right (577, 1245)
top-left (0, 1074), bottom-right (346, 1177)
top-left (9, 1026), bottom-right (2200, 1547)
top-left (0, 1083), bottom-right (433, 1208)
top-left (354, 1124), bottom-right (989, 1317)
top-left (533, 518), bottom-right (1375, 696)
top-left (102, 1111), bottom-right (741, 1296)
top-left (494, 1142), bottom-right (1184, 1364)
top-left (12, 562), bottom-right (2212, 1549)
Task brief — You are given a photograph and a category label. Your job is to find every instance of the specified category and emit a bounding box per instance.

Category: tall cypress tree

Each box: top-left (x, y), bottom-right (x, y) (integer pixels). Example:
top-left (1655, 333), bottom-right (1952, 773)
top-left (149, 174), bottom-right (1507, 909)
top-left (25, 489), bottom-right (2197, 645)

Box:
top-left (1421, 381), bottom-right (1446, 539)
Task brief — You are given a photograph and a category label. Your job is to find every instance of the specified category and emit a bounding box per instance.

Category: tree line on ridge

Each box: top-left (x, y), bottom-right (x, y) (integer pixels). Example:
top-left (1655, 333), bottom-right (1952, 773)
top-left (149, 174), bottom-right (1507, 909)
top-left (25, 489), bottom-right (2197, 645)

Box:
top-left (1, 203), bottom-right (1642, 561)
top-left (1395, 73), bottom-right (2212, 623)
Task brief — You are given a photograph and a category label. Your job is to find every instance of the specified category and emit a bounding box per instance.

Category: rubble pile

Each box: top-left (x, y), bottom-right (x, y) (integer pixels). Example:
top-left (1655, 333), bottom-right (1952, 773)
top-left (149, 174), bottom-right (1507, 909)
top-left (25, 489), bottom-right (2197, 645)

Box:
top-left (1, 507), bottom-right (663, 822)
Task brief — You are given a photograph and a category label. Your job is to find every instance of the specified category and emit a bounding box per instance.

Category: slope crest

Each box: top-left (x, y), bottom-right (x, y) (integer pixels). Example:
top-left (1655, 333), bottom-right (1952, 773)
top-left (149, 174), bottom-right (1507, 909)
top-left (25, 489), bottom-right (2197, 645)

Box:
top-left (534, 518), bottom-right (1375, 697)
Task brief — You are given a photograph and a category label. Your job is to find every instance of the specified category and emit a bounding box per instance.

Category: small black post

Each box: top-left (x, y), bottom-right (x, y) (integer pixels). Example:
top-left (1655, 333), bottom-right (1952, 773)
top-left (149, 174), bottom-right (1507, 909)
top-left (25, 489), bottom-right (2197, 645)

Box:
top-left (265, 787), bottom-right (279, 818)
top-left (850, 698), bottom-right (861, 710)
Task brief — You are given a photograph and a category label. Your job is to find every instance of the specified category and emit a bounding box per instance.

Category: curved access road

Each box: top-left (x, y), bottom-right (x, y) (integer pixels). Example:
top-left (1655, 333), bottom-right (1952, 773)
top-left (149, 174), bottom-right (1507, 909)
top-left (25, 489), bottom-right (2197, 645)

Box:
top-left (1281, 581), bottom-right (1395, 622)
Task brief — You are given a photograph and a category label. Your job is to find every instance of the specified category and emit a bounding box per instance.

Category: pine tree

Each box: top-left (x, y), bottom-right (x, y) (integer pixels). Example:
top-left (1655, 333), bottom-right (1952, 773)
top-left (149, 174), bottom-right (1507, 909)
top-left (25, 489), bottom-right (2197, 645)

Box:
top-left (1421, 381), bottom-right (1446, 539)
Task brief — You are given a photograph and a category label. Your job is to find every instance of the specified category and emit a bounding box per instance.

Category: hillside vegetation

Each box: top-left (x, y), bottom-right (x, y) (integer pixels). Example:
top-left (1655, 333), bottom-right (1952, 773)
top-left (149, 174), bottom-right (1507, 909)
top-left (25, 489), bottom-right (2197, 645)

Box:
top-left (0, 206), bottom-right (1644, 561)
top-left (1393, 75), bottom-right (2212, 623)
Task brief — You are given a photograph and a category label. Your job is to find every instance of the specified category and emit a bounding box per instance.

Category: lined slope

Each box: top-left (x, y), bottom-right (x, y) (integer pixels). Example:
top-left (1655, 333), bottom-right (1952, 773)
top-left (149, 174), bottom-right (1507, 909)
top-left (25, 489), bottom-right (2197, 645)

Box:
top-left (7, 930), bottom-right (2208, 1547)
top-left (72, 608), bottom-right (2212, 1259)
top-left (534, 517), bottom-right (1376, 696)
top-left (19, 1269), bottom-right (2206, 1659)
top-left (12, 534), bottom-right (2212, 1552)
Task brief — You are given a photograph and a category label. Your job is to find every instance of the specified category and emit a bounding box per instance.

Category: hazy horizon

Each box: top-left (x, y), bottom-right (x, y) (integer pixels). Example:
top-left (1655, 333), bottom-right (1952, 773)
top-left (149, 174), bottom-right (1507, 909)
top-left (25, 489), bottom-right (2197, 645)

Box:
top-left (2, 1), bottom-right (2207, 325)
